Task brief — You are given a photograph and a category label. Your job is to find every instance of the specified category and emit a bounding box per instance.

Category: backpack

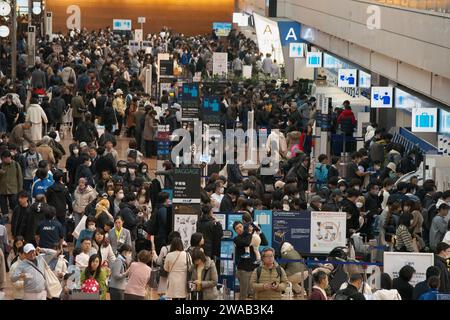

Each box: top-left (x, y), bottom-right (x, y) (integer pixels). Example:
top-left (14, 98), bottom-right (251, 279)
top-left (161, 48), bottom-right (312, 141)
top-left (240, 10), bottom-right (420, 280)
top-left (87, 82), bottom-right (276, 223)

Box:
top-left (256, 265), bottom-right (282, 283)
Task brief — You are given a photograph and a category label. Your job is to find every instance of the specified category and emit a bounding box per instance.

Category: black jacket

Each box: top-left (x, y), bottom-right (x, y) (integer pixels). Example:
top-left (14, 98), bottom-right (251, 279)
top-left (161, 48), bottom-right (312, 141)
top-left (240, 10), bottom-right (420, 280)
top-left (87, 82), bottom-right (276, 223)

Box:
top-left (335, 283), bottom-right (365, 300)
top-left (75, 121), bottom-right (98, 144)
top-left (75, 164), bottom-right (94, 187)
top-left (393, 277), bottom-right (414, 300)
top-left (328, 165), bottom-right (339, 179)
top-left (412, 279), bottom-right (429, 300)
top-left (340, 198), bottom-right (360, 237)
top-left (102, 105), bottom-right (117, 128)
top-left (196, 216), bottom-right (224, 258)
top-left (24, 202), bottom-right (52, 244)
top-left (219, 194), bottom-right (235, 212)
top-left (296, 164), bottom-right (309, 192)
top-left (434, 254), bottom-right (450, 293)
top-left (119, 203), bottom-right (139, 241)
top-left (227, 164), bottom-right (243, 185)
top-left (234, 232), bottom-right (257, 272)
top-left (98, 132), bottom-right (117, 147)
top-left (94, 153), bottom-right (116, 176)
top-left (11, 205), bottom-right (29, 238)
top-left (46, 182), bottom-right (73, 217)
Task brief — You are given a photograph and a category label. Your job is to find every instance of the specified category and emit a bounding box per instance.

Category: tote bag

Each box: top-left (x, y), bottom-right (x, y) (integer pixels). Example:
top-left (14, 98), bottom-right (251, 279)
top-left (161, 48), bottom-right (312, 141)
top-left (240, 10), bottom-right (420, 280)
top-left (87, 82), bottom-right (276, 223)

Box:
top-left (43, 260), bottom-right (63, 298)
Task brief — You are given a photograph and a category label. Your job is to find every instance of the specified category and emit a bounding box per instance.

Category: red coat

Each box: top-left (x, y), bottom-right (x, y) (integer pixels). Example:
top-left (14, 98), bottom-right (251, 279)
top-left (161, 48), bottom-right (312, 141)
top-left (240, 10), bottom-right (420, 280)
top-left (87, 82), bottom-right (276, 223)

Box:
top-left (309, 287), bottom-right (327, 300)
top-left (337, 109), bottom-right (356, 125)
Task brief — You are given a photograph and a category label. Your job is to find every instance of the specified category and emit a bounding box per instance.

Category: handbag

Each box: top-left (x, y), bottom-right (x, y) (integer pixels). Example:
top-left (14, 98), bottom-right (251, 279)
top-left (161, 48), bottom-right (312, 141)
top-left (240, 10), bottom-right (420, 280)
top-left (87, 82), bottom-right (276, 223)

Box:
top-left (149, 259), bottom-right (160, 289)
top-left (43, 259), bottom-right (63, 298)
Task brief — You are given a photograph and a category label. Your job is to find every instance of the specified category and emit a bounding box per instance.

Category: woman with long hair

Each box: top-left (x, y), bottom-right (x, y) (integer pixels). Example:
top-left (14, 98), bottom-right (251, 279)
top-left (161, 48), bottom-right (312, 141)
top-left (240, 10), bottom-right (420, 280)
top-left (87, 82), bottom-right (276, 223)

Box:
top-left (164, 237), bottom-right (191, 300)
top-left (80, 254), bottom-right (109, 300)
top-left (90, 228), bottom-right (116, 266)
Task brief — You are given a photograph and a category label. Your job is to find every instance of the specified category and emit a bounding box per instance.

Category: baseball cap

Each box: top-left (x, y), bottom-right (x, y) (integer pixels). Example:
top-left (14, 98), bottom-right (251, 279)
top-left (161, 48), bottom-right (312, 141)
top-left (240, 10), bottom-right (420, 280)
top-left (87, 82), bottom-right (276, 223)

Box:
top-left (24, 243), bottom-right (36, 254)
top-left (79, 142), bottom-right (88, 148)
top-left (311, 195), bottom-right (325, 203)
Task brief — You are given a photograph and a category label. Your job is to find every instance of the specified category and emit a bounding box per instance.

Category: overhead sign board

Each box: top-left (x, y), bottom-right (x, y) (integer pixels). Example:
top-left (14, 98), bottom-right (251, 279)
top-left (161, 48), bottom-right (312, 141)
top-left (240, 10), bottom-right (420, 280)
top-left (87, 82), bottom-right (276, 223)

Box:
top-left (371, 86), bottom-right (393, 108)
top-left (113, 19), bottom-right (132, 31)
top-left (277, 21), bottom-right (301, 46)
top-left (306, 52), bottom-right (322, 68)
top-left (411, 107), bottom-right (438, 133)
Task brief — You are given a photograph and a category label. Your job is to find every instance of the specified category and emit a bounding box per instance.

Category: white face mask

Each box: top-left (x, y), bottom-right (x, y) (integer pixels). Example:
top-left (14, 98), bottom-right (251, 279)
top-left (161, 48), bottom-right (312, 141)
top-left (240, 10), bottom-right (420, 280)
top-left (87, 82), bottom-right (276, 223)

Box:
top-left (356, 202), bottom-right (364, 209)
top-left (117, 193), bottom-right (124, 200)
top-left (88, 225), bottom-right (96, 231)
top-left (73, 149), bottom-right (79, 155)
top-left (86, 161), bottom-right (92, 167)
top-left (129, 169), bottom-right (135, 174)
top-left (141, 168), bottom-right (147, 173)
top-left (219, 188), bottom-right (224, 194)
top-left (119, 167), bottom-right (127, 174)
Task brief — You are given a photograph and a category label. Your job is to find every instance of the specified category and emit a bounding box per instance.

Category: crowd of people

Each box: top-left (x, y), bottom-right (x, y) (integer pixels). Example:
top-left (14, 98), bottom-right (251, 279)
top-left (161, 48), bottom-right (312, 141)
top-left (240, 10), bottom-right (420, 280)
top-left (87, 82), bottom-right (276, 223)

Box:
top-left (0, 25), bottom-right (448, 301)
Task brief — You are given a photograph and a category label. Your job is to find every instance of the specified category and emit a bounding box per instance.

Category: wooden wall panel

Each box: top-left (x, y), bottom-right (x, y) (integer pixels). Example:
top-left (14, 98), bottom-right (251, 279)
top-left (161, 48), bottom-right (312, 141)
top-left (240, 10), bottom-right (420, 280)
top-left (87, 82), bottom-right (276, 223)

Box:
top-left (47, 0), bottom-right (234, 36)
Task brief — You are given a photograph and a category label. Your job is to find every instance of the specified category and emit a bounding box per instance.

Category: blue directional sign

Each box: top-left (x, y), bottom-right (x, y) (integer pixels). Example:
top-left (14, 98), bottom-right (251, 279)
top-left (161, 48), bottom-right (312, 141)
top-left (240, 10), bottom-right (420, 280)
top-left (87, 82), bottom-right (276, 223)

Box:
top-left (289, 42), bottom-right (304, 58)
top-left (278, 21), bottom-right (302, 46)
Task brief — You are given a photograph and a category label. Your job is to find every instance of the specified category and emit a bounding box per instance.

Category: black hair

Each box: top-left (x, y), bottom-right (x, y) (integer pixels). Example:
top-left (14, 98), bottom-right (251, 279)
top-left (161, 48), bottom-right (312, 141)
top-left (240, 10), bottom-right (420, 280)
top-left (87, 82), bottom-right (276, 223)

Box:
top-left (190, 232), bottom-right (203, 247)
top-left (53, 170), bottom-right (64, 182)
top-left (158, 191), bottom-right (170, 204)
top-left (427, 276), bottom-right (440, 290)
top-left (425, 266), bottom-right (441, 279)
top-left (397, 182), bottom-right (408, 192)
top-left (85, 216), bottom-right (96, 228)
top-left (118, 244), bottom-right (132, 254)
top-left (346, 188), bottom-right (361, 198)
top-left (349, 273), bottom-right (363, 283)
top-left (84, 254), bottom-right (102, 280)
top-left (435, 242), bottom-right (450, 255)
top-left (398, 265), bottom-right (416, 282)
top-left (380, 273), bottom-right (393, 290)
top-left (191, 247), bottom-right (206, 263)
top-left (313, 271), bottom-right (327, 284)
top-left (35, 168), bottom-right (48, 180)
top-left (170, 237), bottom-right (184, 252)
top-left (331, 156), bottom-right (340, 165)
top-left (168, 231), bottom-right (181, 243)
top-left (232, 220), bottom-right (243, 231)
top-left (17, 190), bottom-right (30, 199)
top-left (318, 154), bottom-right (328, 163)
top-left (398, 212), bottom-right (413, 228)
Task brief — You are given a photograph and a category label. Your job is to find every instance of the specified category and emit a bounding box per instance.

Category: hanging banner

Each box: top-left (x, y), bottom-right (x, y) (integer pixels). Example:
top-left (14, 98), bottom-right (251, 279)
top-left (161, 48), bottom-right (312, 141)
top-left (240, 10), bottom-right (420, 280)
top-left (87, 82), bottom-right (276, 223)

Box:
top-left (310, 211), bottom-right (346, 254)
top-left (384, 252), bottom-right (434, 286)
top-left (173, 167), bottom-right (201, 204)
top-left (253, 13), bottom-right (284, 64)
top-left (254, 210), bottom-right (273, 250)
top-left (213, 52), bottom-right (228, 77)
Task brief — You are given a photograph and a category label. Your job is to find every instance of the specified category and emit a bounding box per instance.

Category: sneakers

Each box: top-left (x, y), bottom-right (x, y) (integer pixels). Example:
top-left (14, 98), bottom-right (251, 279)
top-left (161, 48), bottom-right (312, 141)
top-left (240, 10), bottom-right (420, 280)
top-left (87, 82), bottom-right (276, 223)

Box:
top-left (241, 253), bottom-right (251, 259)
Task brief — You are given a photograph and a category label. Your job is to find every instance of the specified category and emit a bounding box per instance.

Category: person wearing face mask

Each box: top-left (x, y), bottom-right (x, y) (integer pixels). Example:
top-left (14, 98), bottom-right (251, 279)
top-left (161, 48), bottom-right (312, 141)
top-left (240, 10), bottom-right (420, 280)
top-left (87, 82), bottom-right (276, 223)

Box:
top-left (379, 178), bottom-right (395, 210)
top-left (73, 178), bottom-right (98, 228)
top-left (322, 189), bottom-right (343, 212)
top-left (109, 244), bottom-right (133, 300)
top-left (74, 154), bottom-right (94, 187)
top-left (308, 195), bottom-right (325, 212)
top-left (113, 188), bottom-right (125, 217)
top-left (75, 216), bottom-right (97, 250)
top-left (337, 179), bottom-right (348, 195)
top-left (137, 163), bottom-right (152, 184)
top-left (210, 181), bottom-right (224, 213)
top-left (340, 188), bottom-right (361, 238)
top-left (124, 163), bottom-right (138, 186)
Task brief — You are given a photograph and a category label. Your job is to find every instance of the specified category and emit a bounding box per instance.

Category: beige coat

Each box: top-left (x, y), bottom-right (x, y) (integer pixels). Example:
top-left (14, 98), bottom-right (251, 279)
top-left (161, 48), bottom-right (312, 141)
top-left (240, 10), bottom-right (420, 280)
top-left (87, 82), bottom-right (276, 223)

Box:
top-left (25, 104), bottom-right (48, 142)
top-left (113, 97), bottom-right (125, 117)
top-left (164, 250), bottom-right (190, 299)
top-left (73, 185), bottom-right (98, 214)
top-left (36, 144), bottom-right (55, 164)
top-left (189, 257), bottom-right (219, 300)
top-left (250, 263), bottom-right (288, 300)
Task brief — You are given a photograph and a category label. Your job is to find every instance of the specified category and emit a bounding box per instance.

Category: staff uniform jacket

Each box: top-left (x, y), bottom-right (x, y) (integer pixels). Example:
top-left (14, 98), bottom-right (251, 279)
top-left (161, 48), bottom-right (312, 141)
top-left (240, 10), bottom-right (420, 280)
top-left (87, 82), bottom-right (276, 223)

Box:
top-left (108, 227), bottom-right (132, 254)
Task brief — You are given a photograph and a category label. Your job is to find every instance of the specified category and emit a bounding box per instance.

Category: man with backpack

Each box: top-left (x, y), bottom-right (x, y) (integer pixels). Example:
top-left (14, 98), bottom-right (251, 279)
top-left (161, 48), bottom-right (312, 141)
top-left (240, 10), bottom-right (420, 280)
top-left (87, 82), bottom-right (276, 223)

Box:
top-left (145, 191), bottom-right (172, 255)
top-left (250, 247), bottom-right (288, 300)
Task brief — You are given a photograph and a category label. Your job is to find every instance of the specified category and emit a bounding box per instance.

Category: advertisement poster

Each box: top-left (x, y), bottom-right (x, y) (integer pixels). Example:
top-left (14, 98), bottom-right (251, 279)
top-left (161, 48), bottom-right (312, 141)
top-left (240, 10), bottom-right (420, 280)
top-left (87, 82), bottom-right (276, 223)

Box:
top-left (213, 52), bottom-right (228, 77)
top-left (411, 107), bottom-right (438, 133)
top-left (253, 13), bottom-right (284, 64)
top-left (173, 167), bottom-right (201, 204)
top-left (215, 213), bottom-right (226, 231)
top-left (310, 211), bottom-right (346, 254)
top-left (272, 211), bottom-right (311, 254)
top-left (227, 213), bottom-right (243, 238)
top-left (371, 87), bottom-right (393, 108)
top-left (254, 210), bottom-right (272, 250)
top-left (213, 22), bottom-right (232, 37)
top-left (174, 214), bottom-right (198, 249)
top-left (384, 252), bottom-right (434, 286)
